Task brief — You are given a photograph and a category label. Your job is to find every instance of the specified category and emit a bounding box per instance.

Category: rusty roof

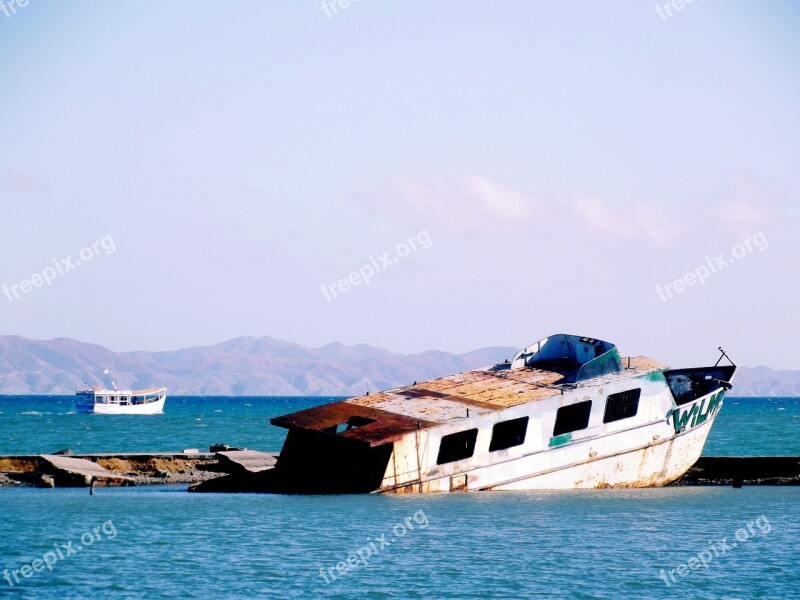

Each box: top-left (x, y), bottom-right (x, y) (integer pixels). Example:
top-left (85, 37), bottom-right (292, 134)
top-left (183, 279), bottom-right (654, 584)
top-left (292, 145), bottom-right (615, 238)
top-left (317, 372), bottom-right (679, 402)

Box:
top-left (270, 355), bottom-right (667, 446)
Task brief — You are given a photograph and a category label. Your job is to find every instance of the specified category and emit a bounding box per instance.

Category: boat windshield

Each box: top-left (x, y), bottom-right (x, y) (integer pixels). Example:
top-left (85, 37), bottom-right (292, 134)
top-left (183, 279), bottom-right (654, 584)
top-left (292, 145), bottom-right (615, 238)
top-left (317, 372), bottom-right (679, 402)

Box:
top-left (510, 334), bottom-right (622, 383)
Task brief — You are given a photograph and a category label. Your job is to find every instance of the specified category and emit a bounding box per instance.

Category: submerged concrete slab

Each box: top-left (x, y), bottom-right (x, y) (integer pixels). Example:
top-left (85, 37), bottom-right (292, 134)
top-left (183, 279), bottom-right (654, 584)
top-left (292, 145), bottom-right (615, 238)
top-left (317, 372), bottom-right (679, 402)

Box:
top-left (676, 456), bottom-right (800, 486)
top-left (215, 450), bottom-right (278, 474)
top-left (39, 455), bottom-right (134, 487)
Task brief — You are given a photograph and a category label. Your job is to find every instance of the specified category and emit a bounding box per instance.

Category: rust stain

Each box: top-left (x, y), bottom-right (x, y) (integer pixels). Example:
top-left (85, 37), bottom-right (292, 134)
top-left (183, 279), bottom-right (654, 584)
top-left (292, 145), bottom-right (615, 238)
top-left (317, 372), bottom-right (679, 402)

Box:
top-left (449, 474), bottom-right (468, 491)
top-left (270, 402), bottom-right (437, 446)
top-left (275, 357), bottom-right (668, 445)
top-left (267, 342), bottom-right (693, 494)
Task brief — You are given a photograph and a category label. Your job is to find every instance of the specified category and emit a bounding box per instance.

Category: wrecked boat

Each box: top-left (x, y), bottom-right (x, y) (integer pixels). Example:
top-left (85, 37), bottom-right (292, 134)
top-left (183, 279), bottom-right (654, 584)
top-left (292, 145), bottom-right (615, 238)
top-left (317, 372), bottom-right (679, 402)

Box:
top-left (264, 335), bottom-right (736, 493)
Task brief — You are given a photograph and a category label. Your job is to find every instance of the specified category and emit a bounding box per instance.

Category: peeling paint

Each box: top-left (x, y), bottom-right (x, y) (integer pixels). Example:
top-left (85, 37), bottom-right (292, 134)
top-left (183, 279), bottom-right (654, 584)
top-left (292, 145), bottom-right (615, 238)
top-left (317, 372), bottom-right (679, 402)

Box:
top-left (267, 335), bottom-right (735, 493)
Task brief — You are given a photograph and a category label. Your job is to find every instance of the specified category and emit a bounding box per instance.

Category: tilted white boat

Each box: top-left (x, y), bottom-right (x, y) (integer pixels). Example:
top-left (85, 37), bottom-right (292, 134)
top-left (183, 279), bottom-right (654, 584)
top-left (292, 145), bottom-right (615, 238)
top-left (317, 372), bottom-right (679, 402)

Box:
top-left (265, 334), bottom-right (736, 493)
top-left (75, 386), bottom-right (167, 415)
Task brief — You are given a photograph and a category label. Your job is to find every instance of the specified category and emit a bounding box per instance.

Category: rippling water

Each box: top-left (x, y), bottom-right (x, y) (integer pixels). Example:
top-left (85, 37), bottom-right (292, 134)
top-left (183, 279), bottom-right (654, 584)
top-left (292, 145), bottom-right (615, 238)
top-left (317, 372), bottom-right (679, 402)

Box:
top-left (0, 486), bottom-right (797, 598)
top-left (0, 396), bottom-right (797, 456)
top-left (1, 396), bottom-right (798, 597)
top-left (0, 396), bottom-right (328, 455)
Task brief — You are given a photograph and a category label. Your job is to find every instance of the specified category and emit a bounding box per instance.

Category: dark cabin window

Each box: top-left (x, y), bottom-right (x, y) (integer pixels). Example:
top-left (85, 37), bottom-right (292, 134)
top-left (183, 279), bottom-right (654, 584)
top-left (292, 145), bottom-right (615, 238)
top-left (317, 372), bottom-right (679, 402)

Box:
top-left (437, 429), bottom-right (478, 465)
top-left (489, 417), bottom-right (529, 452)
top-left (553, 400), bottom-right (592, 436)
top-left (603, 389), bottom-right (641, 423)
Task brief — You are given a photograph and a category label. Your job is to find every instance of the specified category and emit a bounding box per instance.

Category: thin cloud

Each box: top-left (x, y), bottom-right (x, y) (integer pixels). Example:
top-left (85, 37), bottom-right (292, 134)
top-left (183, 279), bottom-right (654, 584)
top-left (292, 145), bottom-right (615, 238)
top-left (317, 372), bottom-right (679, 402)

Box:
top-left (362, 175), bottom-right (539, 231)
top-left (722, 200), bottom-right (765, 226)
top-left (716, 199), bottom-right (769, 231)
top-left (571, 196), bottom-right (680, 243)
top-left (363, 175), bottom-right (681, 243)
top-left (710, 179), bottom-right (771, 236)
top-left (3, 170), bottom-right (46, 194)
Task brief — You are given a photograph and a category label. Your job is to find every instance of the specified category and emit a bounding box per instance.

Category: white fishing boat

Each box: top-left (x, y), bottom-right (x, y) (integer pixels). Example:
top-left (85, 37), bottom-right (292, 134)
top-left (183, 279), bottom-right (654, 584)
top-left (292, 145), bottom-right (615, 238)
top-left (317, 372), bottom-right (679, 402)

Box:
top-left (75, 386), bottom-right (167, 415)
top-left (265, 334), bottom-right (736, 493)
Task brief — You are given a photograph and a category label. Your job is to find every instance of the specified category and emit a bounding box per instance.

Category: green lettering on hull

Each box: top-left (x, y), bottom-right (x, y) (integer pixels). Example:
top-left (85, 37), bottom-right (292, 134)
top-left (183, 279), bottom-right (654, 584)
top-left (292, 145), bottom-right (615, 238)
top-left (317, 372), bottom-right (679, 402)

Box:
top-left (666, 391), bottom-right (725, 433)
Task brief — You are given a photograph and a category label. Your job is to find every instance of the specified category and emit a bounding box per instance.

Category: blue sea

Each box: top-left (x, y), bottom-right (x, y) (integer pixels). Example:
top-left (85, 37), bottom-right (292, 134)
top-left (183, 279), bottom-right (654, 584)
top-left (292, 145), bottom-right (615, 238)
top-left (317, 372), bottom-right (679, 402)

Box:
top-left (1, 396), bottom-right (798, 599)
top-left (1, 396), bottom-right (798, 457)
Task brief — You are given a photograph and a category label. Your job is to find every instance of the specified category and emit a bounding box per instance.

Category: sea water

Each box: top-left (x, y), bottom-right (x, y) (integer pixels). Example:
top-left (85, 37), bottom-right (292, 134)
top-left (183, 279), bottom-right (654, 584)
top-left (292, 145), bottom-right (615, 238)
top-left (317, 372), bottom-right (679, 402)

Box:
top-left (0, 396), bottom-right (797, 456)
top-left (0, 397), bottom-right (798, 598)
top-left (0, 485), bottom-right (797, 598)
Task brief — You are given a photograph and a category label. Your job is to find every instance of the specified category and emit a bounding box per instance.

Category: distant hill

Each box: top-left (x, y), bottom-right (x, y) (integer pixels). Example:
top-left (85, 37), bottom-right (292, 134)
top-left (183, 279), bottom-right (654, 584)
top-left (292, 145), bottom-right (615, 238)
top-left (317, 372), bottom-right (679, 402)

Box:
top-left (729, 366), bottom-right (800, 397)
top-left (0, 335), bottom-right (517, 396)
top-left (0, 335), bottom-right (794, 396)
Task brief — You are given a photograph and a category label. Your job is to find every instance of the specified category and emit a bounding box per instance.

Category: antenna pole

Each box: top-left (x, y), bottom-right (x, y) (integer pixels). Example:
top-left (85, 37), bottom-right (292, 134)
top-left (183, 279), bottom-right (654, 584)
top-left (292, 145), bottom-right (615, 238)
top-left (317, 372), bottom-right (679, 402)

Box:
top-left (714, 347), bottom-right (735, 367)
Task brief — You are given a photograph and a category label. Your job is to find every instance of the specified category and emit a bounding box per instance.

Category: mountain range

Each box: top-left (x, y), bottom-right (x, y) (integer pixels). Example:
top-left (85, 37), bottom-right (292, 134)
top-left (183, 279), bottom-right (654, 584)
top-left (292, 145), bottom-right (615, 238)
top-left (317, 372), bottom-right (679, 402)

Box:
top-left (0, 335), bottom-right (797, 396)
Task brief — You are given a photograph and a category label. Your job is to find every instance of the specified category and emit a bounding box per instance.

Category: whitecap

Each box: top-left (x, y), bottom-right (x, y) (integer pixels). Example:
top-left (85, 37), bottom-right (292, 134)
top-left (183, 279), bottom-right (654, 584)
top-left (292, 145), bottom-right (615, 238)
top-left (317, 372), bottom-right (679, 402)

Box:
top-left (20, 411), bottom-right (43, 415)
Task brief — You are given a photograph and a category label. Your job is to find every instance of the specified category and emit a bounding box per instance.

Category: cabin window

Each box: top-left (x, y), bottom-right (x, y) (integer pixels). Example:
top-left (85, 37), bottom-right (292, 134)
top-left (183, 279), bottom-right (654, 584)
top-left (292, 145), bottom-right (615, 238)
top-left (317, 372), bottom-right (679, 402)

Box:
top-left (323, 416), bottom-right (375, 435)
top-left (603, 389), bottom-right (641, 423)
top-left (489, 417), bottom-right (529, 452)
top-left (437, 429), bottom-right (478, 465)
top-left (553, 400), bottom-right (592, 436)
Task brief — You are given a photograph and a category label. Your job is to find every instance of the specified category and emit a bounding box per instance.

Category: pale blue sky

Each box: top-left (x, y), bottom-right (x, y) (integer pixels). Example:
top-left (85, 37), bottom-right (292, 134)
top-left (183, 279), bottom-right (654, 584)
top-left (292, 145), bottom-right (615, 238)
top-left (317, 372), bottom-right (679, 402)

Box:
top-left (1, 1), bottom-right (798, 369)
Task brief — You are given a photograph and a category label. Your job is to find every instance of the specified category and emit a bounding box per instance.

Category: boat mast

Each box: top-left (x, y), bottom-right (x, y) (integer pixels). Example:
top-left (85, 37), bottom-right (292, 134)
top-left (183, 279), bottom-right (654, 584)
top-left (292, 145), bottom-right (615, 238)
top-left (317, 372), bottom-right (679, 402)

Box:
top-left (104, 365), bottom-right (118, 391)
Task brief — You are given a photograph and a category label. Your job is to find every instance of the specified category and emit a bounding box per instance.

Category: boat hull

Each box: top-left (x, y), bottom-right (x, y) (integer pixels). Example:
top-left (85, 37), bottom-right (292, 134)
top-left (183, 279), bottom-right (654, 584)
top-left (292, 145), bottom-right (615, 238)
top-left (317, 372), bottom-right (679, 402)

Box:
top-left (75, 389), bottom-right (167, 415)
top-left (78, 397), bottom-right (166, 415)
top-left (476, 417), bottom-right (714, 490)
top-left (266, 337), bottom-right (736, 494)
top-left (379, 389), bottom-right (725, 493)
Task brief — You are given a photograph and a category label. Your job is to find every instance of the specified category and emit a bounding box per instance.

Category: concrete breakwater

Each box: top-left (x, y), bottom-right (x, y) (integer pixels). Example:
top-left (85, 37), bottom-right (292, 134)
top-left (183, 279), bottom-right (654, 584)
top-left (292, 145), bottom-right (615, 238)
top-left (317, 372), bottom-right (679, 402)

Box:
top-left (0, 452), bottom-right (796, 490)
top-left (670, 456), bottom-right (800, 487)
top-left (0, 450), bottom-right (277, 488)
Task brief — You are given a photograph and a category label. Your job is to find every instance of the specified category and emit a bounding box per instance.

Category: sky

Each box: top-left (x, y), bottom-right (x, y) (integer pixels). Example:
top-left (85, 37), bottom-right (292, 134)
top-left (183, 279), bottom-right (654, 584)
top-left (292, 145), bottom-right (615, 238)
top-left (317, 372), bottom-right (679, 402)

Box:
top-left (0, 1), bottom-right (798, 369)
